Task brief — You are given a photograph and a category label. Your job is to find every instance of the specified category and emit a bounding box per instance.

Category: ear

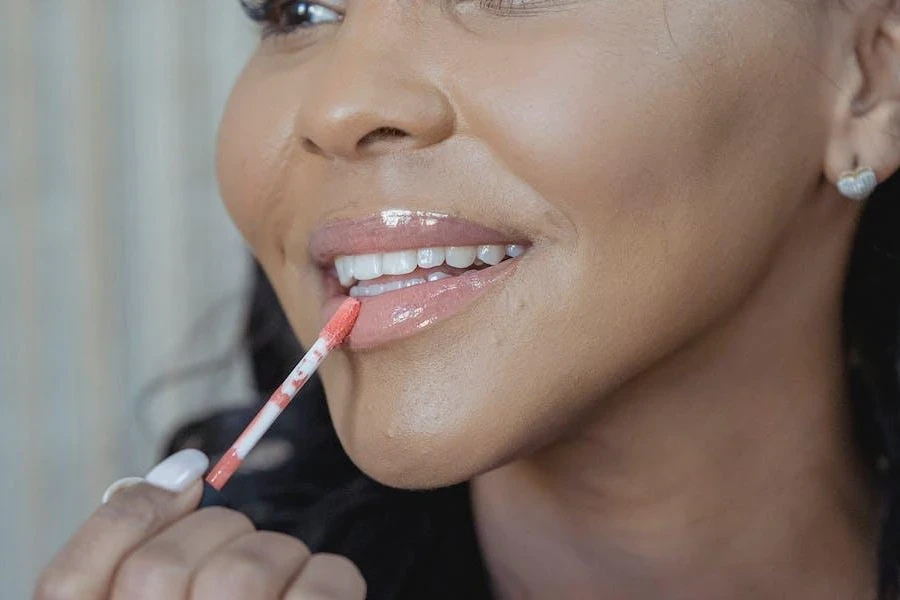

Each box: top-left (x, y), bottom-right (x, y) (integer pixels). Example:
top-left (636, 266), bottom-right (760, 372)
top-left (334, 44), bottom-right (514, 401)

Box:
top-left (824, 1), bottom-right (900, 191)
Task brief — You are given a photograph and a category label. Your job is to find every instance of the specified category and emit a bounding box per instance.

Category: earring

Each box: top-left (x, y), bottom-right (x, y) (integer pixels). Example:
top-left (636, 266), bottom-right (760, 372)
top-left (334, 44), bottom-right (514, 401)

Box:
top-left (837, 166), bottom-right (878, 201)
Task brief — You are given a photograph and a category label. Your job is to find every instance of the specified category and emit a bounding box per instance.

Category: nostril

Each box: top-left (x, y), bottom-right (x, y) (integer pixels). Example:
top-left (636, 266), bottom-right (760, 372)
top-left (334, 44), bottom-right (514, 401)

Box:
top-left (300, 126), bottom-right (418, 159)
top-left (358, 126), bottom-right (409, 147)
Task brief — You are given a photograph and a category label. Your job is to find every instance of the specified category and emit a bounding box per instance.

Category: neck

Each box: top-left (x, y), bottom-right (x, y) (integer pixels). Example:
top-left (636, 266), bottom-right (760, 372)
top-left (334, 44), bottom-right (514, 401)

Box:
top-left (472, 195), bottom-right (880, 600)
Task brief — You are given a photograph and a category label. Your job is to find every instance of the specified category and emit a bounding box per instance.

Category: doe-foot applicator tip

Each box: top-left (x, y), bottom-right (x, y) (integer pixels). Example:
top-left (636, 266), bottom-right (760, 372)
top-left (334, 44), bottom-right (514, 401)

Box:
top-left (321, 297), bottom-right (361, 349)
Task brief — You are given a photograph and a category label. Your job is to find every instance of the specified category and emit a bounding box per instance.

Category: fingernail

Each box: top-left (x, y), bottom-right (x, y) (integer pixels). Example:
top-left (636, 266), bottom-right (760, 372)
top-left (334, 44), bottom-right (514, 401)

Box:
top-left (144, 449), bottom-right (209, 493)
top-left (101, 477), bottom-right (145, 504)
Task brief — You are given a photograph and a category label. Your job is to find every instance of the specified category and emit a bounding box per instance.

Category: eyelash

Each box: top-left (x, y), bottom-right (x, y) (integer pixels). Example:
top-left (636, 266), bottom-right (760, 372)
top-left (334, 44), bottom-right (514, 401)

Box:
top-left (240, 1), bottom-right (343, 39)
top-left (239, 0), bottom-right (562, 39)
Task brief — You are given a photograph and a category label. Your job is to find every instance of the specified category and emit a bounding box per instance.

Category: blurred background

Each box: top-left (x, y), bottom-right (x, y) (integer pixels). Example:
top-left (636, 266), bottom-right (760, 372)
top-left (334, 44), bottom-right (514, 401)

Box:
top-left (2, 2), bottom-right (260, 597)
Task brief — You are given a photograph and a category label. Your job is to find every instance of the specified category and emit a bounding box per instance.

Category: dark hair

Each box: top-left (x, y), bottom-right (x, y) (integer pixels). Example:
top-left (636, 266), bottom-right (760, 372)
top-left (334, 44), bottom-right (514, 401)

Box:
top-left (165, 172), bottom-right (899, 598)
top-left (845, 169), bottom-right (900, 599)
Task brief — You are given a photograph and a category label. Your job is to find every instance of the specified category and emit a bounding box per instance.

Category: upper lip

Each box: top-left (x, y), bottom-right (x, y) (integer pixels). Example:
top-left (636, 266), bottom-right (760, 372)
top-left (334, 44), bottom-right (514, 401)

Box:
top-left (308, 210), bottom-right (527, 266)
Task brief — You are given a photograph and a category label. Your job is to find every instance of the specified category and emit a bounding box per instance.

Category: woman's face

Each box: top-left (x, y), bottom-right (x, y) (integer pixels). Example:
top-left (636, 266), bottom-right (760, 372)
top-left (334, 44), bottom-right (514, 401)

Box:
top-left (218, 0), bottom-right (834, 487)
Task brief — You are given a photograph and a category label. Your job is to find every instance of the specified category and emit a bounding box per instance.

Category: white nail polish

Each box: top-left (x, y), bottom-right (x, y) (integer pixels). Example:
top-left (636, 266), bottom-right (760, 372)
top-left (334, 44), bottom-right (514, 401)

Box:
top-left (144, 449), bottom-right (209, 493)
top-left (101, 477), bottom-right (145, 504)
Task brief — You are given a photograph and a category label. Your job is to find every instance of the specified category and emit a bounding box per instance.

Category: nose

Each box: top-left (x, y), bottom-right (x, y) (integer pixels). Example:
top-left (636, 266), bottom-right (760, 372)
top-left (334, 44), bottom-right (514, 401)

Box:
top-left (294, 40), bottom-right (455, 161)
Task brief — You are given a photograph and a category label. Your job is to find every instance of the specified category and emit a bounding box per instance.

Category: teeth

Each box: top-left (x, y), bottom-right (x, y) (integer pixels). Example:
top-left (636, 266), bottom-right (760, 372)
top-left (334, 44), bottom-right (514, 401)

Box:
top-left (350, 277), bottom-right (426, 298)
top-left (379, 280), bottom-right (406, 294)
top-left (382, 278), bottom-right (425, 294)
top-left (352, 254), bottom-right (383, 281)
top-left (427, 271), bottom-right (452, 282)
top-left (350, 283), bottom-right (382, 298)
top-left (335, 256), bottom-right (355, 288)
top-left (335, 243), bottom-right (527, 288)
top-left (506, 244), bottom-right (526, 258)
top-left (417, 247), bottom-right (445, 269)
top-left (477, 244), bottom-right (506, 266)
top-left (382, 250), bottom-right (417, 275)
top-left (446, 246), bottom-right (478, 269)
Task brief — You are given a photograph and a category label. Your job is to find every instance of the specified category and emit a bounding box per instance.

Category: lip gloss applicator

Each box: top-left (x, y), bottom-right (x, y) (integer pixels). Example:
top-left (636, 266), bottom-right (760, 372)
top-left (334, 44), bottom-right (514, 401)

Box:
top-left (199, 297), bottom-right (361, 507)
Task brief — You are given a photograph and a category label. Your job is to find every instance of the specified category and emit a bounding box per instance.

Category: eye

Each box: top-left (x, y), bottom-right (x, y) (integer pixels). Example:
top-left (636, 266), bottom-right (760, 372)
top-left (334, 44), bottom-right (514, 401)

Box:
top-left (241, 1), bottom-right (343, 37)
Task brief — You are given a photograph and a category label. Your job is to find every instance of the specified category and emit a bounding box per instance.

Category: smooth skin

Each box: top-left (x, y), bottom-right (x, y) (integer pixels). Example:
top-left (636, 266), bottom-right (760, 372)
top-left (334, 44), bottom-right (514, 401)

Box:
top-left (37, 0), bottom-right (900, 598)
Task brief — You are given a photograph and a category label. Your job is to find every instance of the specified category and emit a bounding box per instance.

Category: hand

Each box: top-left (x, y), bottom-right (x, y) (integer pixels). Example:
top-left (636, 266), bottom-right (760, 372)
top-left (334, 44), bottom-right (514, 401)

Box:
top-left (35, 450), bottom-right (367, 600)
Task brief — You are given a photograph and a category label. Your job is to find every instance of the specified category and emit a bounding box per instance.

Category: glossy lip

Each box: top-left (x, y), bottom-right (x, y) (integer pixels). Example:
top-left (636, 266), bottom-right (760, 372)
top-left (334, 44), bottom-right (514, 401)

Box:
top-left (312, 210), bottom-right (528, 350)
top-left (322, 258), bottom-right (520, 351)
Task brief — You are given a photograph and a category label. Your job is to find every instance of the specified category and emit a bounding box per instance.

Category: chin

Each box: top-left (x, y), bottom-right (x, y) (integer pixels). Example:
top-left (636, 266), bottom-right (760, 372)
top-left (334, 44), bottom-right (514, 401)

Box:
top-left (324, 374), bottom-right (509, 490)
top-left (341, 433), bottom-right (478, 491)
top-left (317, 325), bottom-right (590, 492)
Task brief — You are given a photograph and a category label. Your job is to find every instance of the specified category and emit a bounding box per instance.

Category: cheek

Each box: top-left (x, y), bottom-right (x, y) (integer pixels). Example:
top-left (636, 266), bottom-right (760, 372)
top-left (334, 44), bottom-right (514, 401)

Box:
top-left (216, 63), bottom-right (300, 258)
top-left (448, 16), bottom-right (824, 400)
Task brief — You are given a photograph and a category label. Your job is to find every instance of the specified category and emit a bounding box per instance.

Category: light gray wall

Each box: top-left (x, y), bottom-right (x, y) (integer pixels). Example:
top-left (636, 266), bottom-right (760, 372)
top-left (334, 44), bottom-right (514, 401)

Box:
top-left (1, 2), bottom-right (257, 597)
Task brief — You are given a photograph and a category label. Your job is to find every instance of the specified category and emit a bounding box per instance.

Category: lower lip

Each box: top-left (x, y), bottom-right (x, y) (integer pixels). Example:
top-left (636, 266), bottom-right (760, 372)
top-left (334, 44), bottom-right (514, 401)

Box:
top-left (322, 259), bottom-right (520, 351)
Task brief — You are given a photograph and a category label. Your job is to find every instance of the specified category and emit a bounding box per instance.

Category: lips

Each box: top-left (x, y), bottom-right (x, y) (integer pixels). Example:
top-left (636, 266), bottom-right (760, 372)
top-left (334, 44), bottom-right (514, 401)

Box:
top-left (310, 210), bottom-right (527, 350)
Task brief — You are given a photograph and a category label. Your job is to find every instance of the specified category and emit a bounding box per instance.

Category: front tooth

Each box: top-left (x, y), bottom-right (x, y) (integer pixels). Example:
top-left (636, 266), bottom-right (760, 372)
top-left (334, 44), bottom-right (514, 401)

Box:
top-left (379, 280), bottom-right (406, 294)
top-left (352, 254), bottom-right (383, 280)
top-left (427, 272), bottom-right (452, 282)
top-left (477, 245), bottom-right (505, 266)
top-left (335, 256), bottom-right (355, 287)
top-left (350, 285), bottom-right (375, 298)
top-left (506, 244), bottom-right (526, 258)
top-left (417, 247), bottom-right (446, 269)
top-left (366, 283), bottom-right (387, 297)
top-left (382, 250), bottom-right (417, 275)
top-left (403, 277), bottom-right (427, 288)
top-left (445, 246), bottom-right (477, 269)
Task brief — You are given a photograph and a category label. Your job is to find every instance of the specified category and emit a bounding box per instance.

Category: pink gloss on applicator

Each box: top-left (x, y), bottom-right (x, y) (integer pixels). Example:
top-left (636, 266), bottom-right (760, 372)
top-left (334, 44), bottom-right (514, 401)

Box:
top-left (201, 298), bottom-right (360, 501)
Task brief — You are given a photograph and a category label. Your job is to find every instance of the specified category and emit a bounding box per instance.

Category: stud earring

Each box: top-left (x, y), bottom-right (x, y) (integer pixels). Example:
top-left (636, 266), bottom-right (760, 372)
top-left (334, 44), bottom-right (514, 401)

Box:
top-left (837, 165), bottom-right (878, 201)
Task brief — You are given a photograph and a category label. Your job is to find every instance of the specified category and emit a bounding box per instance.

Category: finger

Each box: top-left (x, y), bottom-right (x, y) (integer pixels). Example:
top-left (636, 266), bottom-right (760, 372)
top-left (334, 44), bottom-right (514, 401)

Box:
top-left (110, 506), bottom-right (254, 600)
top-left (285, 553), bottom-right (367, 600)
top-left (190, 531), bottom-right (311, 600)
top-left (35, 450), bottom-right (207, 600)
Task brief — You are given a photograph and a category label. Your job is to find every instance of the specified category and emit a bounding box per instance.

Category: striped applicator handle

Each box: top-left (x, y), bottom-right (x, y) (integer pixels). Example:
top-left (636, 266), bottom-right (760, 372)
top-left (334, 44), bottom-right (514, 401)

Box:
top-left (199, 298), bottom-right (361, 508)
